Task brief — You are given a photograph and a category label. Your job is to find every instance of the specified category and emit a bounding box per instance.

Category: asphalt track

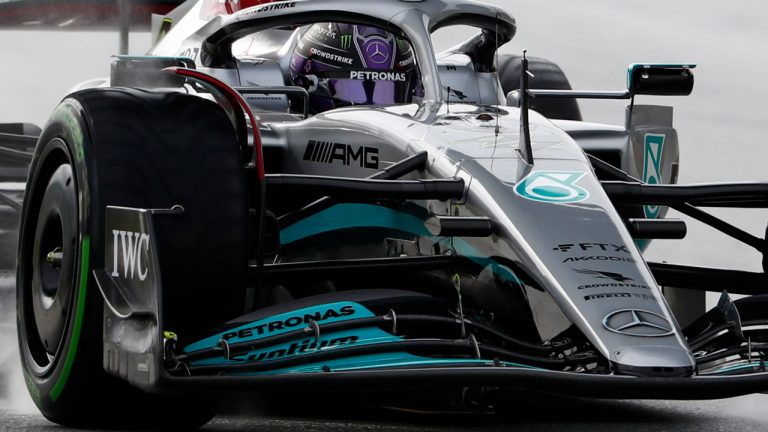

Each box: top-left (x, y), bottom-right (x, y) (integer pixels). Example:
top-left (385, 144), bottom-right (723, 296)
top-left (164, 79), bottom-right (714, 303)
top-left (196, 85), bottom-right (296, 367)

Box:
top-left (2, 0), bottom-right (768, 430)
top-left (2, 391), bottom-right (768, 431)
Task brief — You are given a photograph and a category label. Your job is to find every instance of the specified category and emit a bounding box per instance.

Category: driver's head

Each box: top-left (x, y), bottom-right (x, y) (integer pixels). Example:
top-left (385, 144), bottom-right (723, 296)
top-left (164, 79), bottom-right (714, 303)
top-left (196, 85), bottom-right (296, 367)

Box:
top-left (289, 22), bottom-right (418, 113)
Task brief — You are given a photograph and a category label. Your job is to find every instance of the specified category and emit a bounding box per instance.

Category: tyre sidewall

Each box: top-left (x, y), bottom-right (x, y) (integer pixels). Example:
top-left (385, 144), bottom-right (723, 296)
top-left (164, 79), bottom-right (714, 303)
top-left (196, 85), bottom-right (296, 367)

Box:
top-left (17, 98), bottom-right (101, 420)
top-left (18, 89), bottom-right (244, 428)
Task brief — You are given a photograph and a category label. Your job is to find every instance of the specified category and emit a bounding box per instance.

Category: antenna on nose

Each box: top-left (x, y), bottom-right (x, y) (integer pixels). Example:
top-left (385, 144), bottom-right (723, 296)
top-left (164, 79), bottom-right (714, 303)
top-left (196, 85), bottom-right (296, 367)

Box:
top-left (519, 50), bottom-right (534, 165)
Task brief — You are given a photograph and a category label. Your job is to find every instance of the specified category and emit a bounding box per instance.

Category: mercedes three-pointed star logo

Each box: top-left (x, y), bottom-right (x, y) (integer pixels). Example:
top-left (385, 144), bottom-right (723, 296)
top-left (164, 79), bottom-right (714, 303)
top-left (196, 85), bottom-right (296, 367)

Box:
top-left (602, 309), bottom-right (674, 337)
top-left (366, 40), bottom-right (390, 64)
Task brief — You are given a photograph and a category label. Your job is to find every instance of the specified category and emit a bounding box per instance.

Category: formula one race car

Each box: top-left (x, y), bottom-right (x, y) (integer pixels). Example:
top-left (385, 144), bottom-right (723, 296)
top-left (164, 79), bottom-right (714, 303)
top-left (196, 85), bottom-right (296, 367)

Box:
top-left (4, 0), bottom-right (768, 429)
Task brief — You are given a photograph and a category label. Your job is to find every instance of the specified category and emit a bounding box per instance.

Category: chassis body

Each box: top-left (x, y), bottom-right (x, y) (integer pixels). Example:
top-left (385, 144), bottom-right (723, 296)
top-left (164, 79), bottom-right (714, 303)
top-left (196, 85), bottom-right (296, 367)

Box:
top-left (4, 2), bottom-right (768, 421)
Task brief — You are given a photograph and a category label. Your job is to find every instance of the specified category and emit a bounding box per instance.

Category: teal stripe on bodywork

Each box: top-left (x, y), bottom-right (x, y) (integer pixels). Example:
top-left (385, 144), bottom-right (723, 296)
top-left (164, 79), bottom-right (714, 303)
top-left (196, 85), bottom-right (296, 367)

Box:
top-left (190, 321), bottom-right (542, 372)
top-left (185, 301), bottom-right (371, 353)
top-left (186, 299), bottom-right (542, 372)
top-left (191, 326), bottom-right (401, 367)
top-left (216, 204), bottom-right (534, 373)
top-left (280, 203), bottom-right (430, 244)
top-left (280, 203), bottom-right (522, 284)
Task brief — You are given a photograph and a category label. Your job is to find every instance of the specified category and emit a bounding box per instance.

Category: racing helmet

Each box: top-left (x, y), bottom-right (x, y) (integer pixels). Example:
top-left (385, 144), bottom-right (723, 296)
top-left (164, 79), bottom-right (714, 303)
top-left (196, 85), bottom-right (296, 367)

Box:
top-left (289, 23), bottom-right (418, 113)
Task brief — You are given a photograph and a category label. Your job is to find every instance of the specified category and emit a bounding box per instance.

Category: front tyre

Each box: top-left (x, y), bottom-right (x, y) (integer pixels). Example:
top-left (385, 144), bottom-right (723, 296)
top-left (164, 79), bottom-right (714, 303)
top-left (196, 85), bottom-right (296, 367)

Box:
top-left (17, 89), bottom-right (248, 428)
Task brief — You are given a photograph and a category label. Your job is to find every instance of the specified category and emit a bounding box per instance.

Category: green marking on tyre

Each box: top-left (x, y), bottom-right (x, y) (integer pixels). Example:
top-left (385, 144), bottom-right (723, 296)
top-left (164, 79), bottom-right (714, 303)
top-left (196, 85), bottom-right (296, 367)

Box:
top-left (50, 235), bottom-right (89, 402)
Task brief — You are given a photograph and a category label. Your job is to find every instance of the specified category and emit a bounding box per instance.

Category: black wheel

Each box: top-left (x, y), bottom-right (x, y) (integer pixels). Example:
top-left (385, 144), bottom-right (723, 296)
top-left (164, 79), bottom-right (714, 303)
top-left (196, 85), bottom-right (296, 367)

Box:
top-left (497, 54), bottom-right (582, 121)
top-left (17, 88), bottom-right (249, 429)
top-left (685, 295), bottom-right (768, 346)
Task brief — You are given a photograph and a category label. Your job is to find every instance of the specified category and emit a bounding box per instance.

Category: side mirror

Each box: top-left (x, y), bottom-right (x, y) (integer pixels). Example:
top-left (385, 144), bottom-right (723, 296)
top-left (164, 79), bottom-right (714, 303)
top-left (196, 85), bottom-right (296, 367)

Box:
top-left (628, 64), bottom-right (695, 96)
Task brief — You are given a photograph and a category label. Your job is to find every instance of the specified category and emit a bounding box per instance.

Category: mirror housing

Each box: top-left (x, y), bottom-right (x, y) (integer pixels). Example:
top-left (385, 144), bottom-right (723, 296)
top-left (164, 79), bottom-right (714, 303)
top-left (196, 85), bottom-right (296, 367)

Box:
top-left (628, 64), bottom-right (696, 96)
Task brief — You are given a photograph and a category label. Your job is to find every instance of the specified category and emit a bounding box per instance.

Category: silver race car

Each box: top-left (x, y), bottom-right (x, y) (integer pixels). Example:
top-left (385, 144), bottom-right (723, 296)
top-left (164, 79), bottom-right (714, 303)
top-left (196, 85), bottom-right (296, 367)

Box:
top-left (1, 0), bottom-right (767, 428)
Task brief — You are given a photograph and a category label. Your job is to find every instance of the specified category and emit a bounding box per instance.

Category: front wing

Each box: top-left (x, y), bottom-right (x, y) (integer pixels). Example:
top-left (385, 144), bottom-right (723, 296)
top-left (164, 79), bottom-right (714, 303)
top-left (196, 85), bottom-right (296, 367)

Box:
top-left (92, 205), bottom-right (768, 400)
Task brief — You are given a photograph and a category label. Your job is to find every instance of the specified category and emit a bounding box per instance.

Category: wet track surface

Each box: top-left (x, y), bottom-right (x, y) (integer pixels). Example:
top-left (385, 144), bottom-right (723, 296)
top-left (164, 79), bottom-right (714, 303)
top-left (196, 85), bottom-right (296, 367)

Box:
top-left (0, 204), bottom-right (19, 406)
top-left (3, 393), bottom-right (768, 431)
top-left (3, 0), bottom-right (768, 430)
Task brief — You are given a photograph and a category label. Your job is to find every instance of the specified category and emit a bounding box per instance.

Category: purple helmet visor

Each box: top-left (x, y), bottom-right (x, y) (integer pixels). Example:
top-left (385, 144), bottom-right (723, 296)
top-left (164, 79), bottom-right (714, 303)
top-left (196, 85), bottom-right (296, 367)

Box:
top-left (330, 79), bottom-right (397, 105)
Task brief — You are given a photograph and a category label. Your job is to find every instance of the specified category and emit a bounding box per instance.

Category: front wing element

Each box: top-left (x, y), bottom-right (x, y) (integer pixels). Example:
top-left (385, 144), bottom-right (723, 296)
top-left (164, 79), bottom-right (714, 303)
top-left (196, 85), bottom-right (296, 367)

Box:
top-left (164, 365), bottom-right (768, 400)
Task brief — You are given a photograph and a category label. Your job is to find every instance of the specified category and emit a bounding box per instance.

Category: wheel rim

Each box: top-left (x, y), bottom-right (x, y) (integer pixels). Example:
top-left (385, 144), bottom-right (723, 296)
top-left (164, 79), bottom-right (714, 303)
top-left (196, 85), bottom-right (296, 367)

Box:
top-left (23, 163), bottom-right (78, 375)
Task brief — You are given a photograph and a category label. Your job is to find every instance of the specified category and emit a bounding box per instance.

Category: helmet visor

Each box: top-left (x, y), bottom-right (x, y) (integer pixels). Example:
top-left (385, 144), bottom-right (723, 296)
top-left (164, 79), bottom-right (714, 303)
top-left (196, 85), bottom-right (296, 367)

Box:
top-left (330, 79), bottom-right (399, 105)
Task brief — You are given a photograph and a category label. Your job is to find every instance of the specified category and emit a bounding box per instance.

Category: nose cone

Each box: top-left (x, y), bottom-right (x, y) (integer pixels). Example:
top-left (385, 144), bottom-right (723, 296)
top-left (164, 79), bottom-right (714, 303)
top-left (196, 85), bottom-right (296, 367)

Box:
top-left (612, 345), bottom-right (695, 377)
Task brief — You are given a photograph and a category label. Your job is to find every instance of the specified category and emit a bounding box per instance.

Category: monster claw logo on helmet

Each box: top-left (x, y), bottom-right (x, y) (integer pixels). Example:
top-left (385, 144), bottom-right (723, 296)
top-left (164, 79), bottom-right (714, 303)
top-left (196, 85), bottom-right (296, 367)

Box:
top-left (290, 22), bottom-right (418, 113)
top-left (340, 34), bottom-right (352, 50)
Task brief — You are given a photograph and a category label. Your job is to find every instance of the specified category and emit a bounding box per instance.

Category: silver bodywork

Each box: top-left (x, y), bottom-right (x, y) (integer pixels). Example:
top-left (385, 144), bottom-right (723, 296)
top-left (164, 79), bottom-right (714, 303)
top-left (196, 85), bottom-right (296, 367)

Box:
top-left (120, 0), bottom-right (692, 374)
